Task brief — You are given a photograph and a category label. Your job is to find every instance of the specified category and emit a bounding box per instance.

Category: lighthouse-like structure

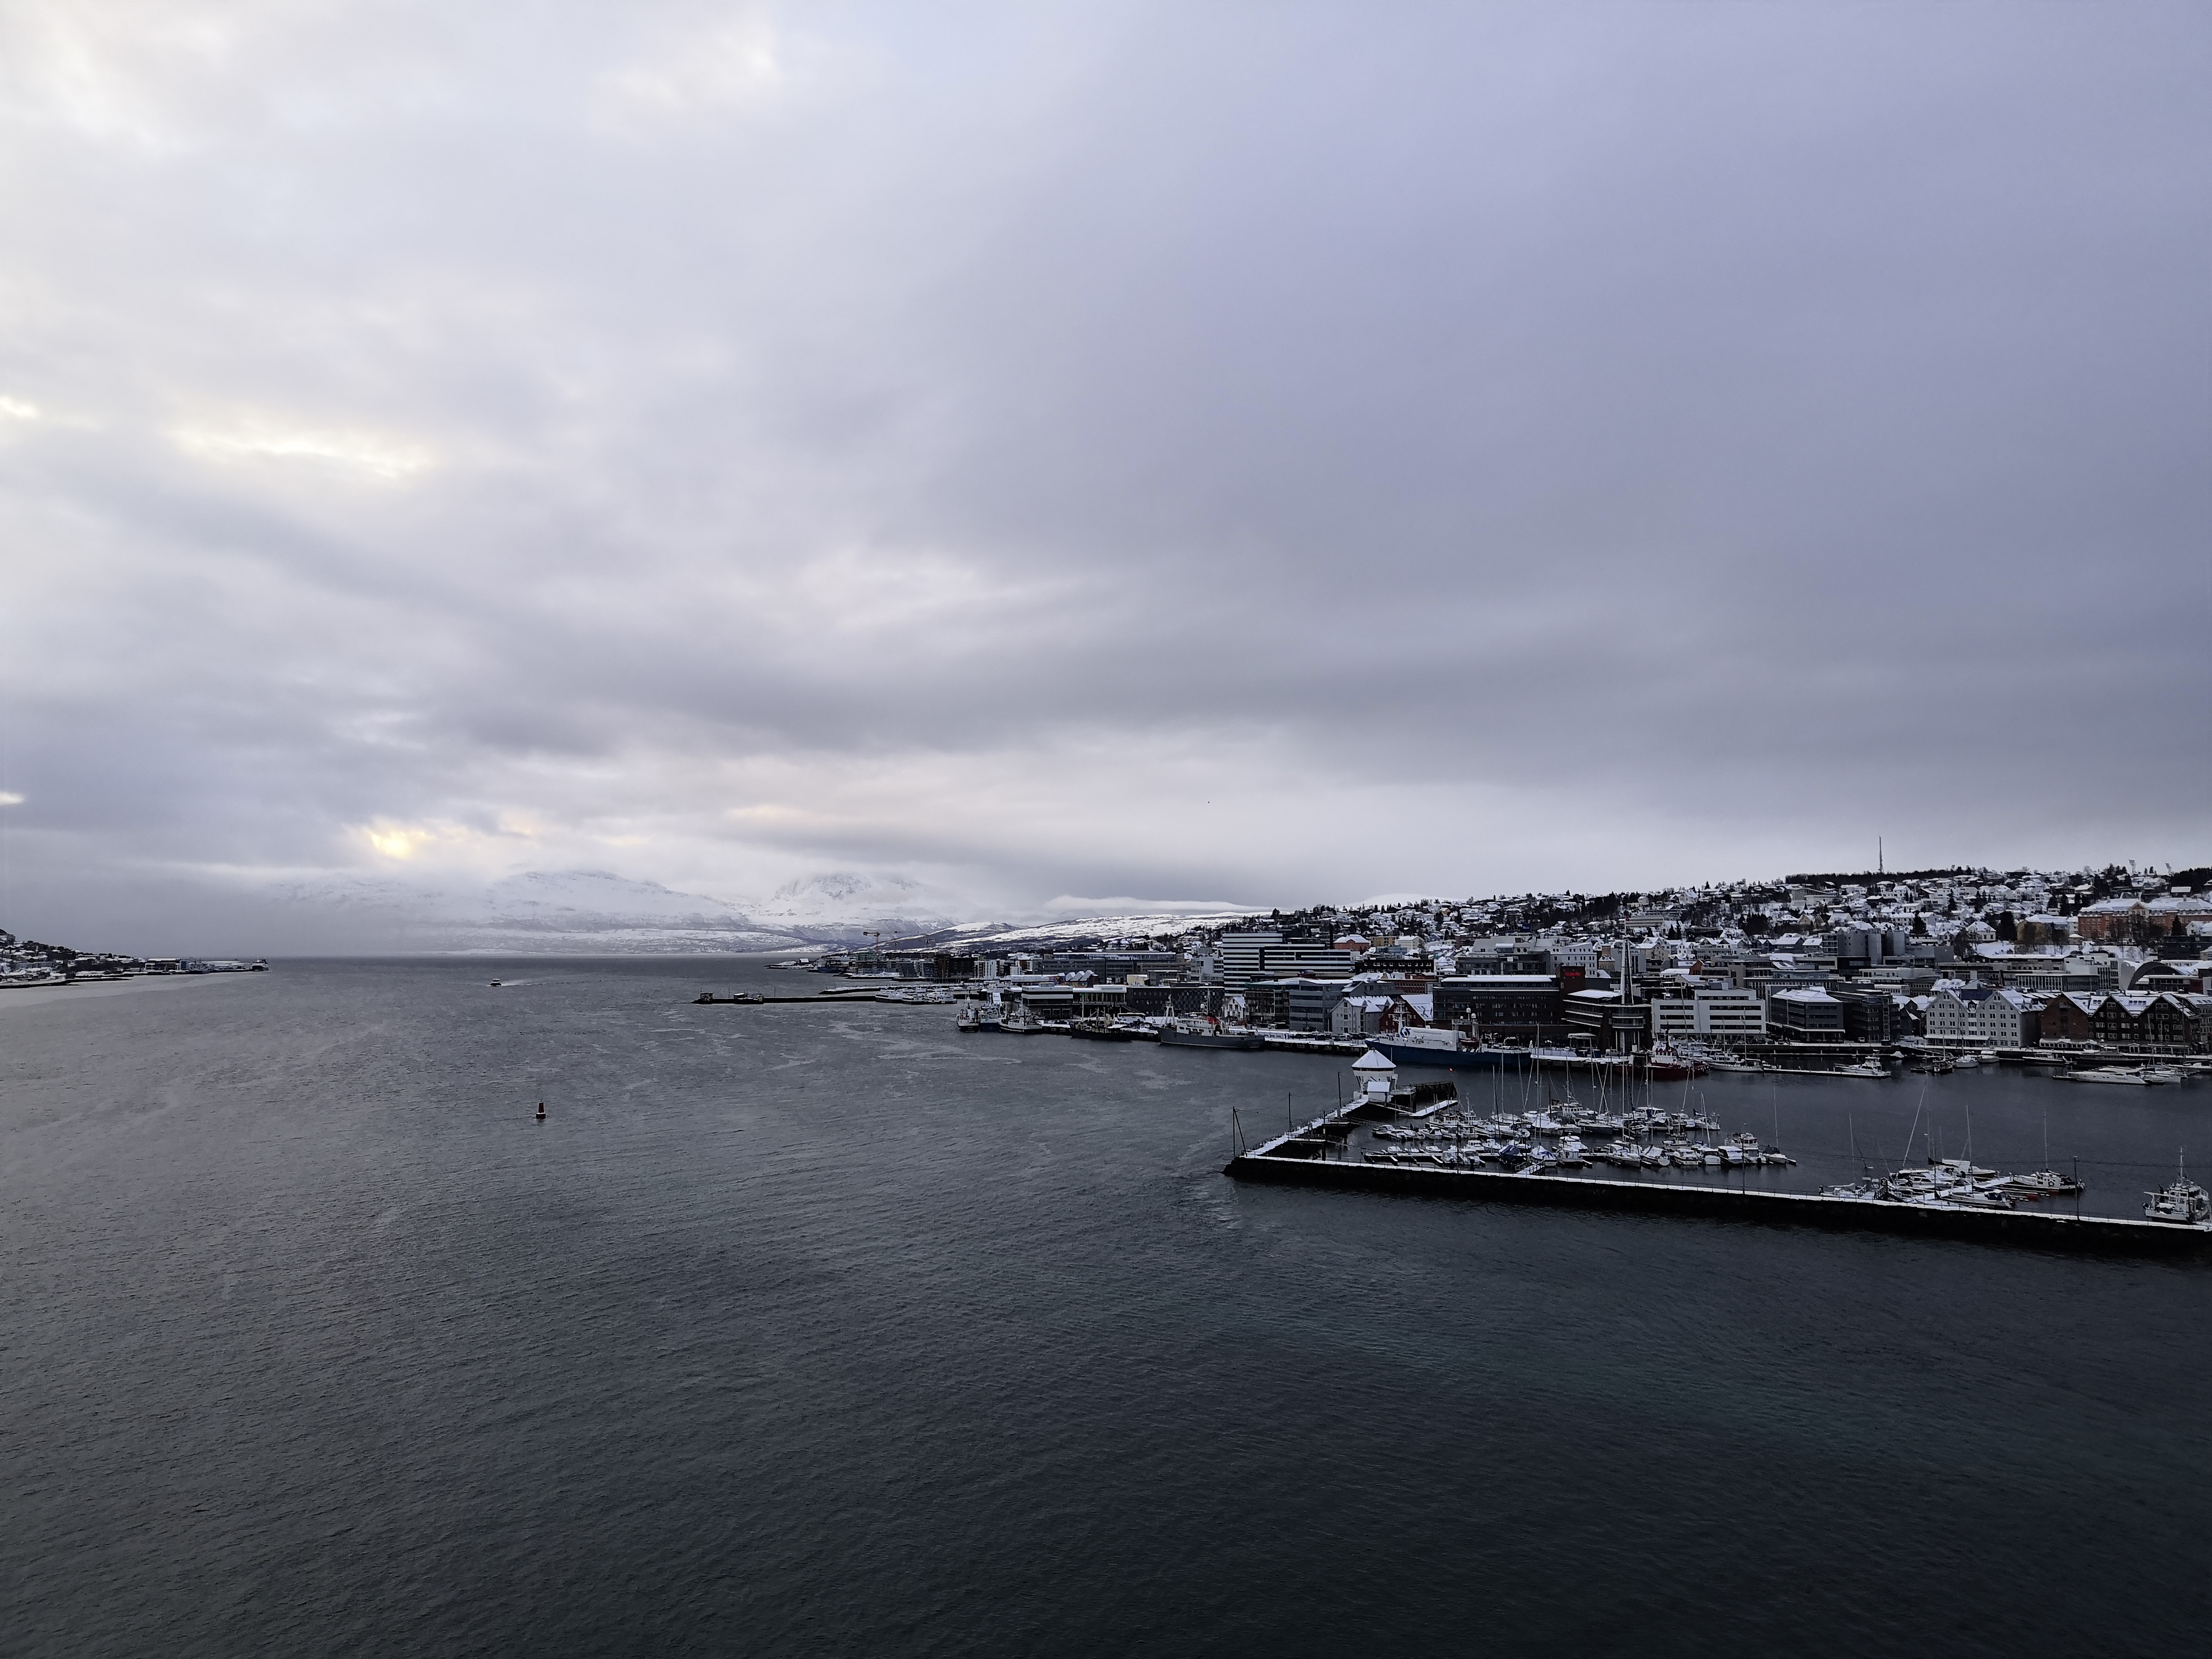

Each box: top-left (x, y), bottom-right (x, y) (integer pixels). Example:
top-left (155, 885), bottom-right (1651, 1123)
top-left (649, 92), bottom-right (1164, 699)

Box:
top-left (1351, 1047), bottom-right (1399, 1105)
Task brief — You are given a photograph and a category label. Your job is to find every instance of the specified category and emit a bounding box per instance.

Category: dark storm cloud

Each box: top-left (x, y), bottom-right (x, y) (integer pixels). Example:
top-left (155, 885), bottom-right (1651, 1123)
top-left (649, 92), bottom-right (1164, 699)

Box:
top-left (0, 0), bottom-right (2203, 946)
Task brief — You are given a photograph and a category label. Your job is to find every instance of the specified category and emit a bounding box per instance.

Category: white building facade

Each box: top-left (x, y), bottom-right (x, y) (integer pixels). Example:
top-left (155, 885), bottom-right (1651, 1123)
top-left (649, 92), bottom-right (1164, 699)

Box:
top-left (1923, 986), bottom-right (2039, 1048)
top-left (1649, 987), bottom-right (1768, 1042)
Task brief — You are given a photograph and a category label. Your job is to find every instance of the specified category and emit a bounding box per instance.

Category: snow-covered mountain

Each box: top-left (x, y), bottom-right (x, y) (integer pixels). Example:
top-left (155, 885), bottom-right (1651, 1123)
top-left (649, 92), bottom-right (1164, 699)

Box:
top-left (938, 912), bottom-right (1264, 948)
top-left (239, 867), bottom-right (1258, 954)
top-left (740, 872), bottom-right (968, 941)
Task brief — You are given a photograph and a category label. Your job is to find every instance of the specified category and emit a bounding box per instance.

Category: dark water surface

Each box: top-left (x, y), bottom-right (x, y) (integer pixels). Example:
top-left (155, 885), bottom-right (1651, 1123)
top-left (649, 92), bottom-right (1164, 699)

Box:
top-left (5, 958), bottom-right (2208, 1657)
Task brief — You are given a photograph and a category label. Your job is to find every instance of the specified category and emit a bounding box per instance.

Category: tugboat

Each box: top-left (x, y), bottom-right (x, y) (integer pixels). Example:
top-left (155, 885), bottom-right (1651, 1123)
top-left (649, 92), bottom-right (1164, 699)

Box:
top-left (2144, 1153), bottom-right (2210, 1225)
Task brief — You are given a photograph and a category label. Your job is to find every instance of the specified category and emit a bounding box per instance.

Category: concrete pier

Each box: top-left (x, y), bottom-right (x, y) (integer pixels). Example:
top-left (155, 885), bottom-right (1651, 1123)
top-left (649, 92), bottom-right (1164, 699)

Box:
top-left (1224, 1146), bottom-right (2212, 1258)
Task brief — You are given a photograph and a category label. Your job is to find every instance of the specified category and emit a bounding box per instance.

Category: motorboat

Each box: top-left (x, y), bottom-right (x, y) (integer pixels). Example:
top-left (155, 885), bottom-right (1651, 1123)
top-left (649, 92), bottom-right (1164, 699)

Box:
top-left (2143, 1154), bottom-right (2210, 1225)
top-left (2003, 1170), bottom-right (2084, 1199)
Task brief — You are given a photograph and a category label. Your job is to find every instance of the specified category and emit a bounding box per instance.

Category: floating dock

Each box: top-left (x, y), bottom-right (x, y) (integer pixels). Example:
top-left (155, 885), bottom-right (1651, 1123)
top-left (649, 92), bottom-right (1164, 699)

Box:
top-left (1224, 1121), bottom-right (2212, 1258)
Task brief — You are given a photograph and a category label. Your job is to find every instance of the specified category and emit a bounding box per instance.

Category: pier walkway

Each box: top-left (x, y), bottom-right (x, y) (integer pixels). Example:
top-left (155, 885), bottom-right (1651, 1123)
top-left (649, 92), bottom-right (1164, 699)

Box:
top-left (1224, 1142), bottom-right (2212, 1257)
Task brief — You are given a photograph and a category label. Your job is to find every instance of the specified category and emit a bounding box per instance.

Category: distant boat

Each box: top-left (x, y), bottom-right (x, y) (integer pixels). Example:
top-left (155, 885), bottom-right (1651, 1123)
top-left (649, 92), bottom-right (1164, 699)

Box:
top-left (490, 980), bottom-right (502, 987)
top-left (535, 1101), bottom-right (546, 1121)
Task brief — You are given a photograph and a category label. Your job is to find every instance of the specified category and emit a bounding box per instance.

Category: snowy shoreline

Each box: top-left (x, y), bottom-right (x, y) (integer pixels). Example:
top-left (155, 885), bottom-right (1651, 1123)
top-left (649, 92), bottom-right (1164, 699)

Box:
top-left (0, 974), bottom-right (263, 1018)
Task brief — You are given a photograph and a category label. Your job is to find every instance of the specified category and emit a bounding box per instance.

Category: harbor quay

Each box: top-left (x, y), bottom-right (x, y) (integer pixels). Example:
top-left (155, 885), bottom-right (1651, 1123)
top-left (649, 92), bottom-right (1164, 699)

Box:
top-left (757, 862), bottom-right (2212, 1086)
top-left (1220, 1088), bottom-right (2212, 1257)
top-left (1225, 1141), bottom-right (2212, 1258)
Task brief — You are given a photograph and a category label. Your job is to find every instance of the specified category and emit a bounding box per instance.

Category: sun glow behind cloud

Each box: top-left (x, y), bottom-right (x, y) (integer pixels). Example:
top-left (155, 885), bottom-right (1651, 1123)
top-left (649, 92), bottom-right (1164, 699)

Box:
top-left (172, 418), bottom-right (435, 481)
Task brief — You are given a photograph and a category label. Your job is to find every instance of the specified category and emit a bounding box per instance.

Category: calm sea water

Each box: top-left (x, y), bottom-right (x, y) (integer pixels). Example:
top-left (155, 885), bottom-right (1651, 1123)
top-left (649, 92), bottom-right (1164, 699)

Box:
top-left (5, 957), bottom-right (2208, 1657)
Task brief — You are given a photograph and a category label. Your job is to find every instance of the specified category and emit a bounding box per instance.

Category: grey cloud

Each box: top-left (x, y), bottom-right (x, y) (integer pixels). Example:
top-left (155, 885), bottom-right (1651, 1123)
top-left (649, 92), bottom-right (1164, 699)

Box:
top-left (0, 0), bottom-right (2204, 950)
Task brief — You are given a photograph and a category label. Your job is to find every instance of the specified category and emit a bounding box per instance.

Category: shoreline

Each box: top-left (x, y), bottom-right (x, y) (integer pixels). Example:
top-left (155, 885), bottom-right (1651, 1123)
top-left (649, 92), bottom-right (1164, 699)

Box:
top-left (0, 973), bottom-right (262, 1018)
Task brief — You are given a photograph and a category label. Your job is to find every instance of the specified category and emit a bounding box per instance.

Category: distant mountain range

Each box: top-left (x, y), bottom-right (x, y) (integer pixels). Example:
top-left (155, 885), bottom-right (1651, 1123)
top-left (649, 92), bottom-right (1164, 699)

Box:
top-left (245, 868), bottom-right (1255, 954)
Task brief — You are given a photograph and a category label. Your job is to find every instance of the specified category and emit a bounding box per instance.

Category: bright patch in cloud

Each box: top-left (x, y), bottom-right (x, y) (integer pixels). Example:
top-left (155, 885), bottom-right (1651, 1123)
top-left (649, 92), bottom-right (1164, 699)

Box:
top-left (173, 419), bottom-right (434, 481)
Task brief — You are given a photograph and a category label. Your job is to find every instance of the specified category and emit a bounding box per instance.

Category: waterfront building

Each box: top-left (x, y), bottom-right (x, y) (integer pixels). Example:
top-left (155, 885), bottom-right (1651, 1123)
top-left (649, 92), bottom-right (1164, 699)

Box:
top-left (1923, 986), bottom-right (2040, 1048)
top-left (1240, 976), bottom-right (1355, 1032)
top-left (1563, 989), bottom-right (1651, 1053)
top-left (1827, 983), bottom-right (1903, 1044)
top-left (1766, 986), bottom-right (1846, 1042)
top-left (1432, 975), bottom-right (1565, 1042)
top-left (1329, 995), bottom-right (1394, 1036)
top-left (1122, 984), bottom-right (1220, 1017)
top-left (1647, 986), bottom-right (1767, 1042)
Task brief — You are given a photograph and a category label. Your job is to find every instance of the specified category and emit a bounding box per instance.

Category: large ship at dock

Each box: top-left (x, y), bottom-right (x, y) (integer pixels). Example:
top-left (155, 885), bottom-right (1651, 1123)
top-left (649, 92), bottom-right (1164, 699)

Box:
top-left (1160, 1019), bottom-right (1266, 1050)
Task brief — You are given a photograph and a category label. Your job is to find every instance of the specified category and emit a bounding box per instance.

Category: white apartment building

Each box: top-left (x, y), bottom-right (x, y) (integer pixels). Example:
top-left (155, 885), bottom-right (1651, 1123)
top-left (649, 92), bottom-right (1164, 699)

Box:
top-left (1649, 986), bottom-right (1768, 1042)
top-left (1924, 986), bottom-right (2039, 1048)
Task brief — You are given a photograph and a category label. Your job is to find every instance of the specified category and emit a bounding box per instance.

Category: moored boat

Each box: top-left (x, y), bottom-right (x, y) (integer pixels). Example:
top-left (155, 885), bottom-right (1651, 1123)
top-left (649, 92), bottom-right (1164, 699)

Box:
top-left (2144, 1154), bottom-right (2210, 1225)
top-left (1161, 1020), bottom-right (1266, 1050)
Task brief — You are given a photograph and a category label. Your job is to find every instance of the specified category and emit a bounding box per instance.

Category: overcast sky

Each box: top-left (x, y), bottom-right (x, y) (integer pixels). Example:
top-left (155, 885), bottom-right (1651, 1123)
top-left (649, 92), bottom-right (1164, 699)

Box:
top-left (1, 1), bottom-right (2206, 948)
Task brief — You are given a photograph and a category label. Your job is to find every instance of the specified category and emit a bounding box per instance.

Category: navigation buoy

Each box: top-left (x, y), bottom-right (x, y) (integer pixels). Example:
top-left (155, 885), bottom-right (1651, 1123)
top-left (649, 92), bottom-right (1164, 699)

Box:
top-left (535, 1101), bottom-right (547, 1121)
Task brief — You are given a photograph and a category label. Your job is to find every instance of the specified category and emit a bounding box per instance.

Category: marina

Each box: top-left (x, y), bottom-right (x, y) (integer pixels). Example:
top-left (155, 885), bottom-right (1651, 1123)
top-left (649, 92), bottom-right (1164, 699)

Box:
top-left (1221, 1064), bottom-right (2209, 1255)
top-left (1199, 1041), bottom-right (2212, 1255)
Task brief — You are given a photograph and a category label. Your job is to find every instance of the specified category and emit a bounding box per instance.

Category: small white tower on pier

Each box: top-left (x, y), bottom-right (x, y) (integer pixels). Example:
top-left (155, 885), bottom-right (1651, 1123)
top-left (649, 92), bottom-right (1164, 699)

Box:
top-left (1352, 1048), bottom-right (1398, 1103)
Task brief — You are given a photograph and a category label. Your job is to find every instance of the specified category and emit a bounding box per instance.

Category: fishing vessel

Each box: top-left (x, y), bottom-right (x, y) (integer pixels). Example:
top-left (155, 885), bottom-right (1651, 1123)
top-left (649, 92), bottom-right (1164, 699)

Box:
top-left (2143, 1154), bottom-right (2210, 1225)
top-left (1160, 1020), bottom-right (1266, 1050)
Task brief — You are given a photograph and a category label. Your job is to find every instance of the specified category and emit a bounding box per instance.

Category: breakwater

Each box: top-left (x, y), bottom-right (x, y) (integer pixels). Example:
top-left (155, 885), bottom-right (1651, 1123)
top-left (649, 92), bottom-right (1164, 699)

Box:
top-left (1224, 1139), bottom-right (2212, 1257)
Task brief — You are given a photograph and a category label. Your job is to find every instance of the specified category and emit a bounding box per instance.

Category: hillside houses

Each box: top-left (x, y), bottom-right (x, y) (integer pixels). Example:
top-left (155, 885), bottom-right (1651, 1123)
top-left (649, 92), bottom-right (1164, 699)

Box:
top-left (841, 859), bottom-right (2211, 1055)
